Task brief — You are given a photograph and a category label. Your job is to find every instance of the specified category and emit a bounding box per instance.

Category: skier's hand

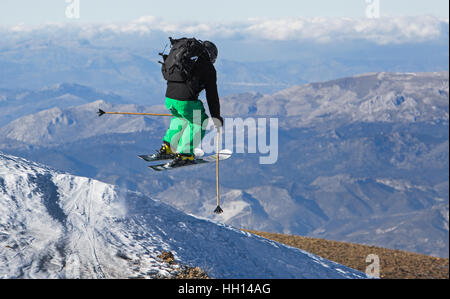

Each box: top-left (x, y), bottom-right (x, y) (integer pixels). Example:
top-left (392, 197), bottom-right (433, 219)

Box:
top-left (212, 116), bottom-right (224, 129)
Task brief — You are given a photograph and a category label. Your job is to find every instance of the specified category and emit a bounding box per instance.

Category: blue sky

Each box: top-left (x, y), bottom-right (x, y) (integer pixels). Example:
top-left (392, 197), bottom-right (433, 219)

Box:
top-left (0, 0), bottom-right (448, 25)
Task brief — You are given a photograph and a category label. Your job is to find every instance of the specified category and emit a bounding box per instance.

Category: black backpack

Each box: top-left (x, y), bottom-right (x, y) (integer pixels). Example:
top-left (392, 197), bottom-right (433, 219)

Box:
top-left (159, 37), bottom-right (207, 95)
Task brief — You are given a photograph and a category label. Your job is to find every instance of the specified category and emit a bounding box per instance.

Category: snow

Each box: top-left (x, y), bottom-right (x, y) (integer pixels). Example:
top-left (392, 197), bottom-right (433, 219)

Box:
top-left (0, 152), bottom-right (367, 279)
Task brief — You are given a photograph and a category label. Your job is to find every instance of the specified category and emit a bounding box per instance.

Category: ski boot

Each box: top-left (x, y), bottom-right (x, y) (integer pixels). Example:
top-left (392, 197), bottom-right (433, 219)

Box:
top-left (150, 142), bottom-right (177, 161)
top-left (165, 153), bottom-right (196, 168)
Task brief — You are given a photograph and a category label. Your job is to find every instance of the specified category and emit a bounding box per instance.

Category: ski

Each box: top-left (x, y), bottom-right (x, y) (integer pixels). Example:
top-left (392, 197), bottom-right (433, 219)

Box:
top-left (138, 154), bottom-right (172, 162)
top-left (138, 148), bottom-right (206, 162)
top-left (148, 149), bottom-right (232, 172)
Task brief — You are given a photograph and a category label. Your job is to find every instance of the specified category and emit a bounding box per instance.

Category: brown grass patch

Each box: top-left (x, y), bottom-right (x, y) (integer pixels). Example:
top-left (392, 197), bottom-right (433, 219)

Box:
top-left (244, 230), bottom-right (449, 279)
top-left (157, 250), bottom-right (209, 279)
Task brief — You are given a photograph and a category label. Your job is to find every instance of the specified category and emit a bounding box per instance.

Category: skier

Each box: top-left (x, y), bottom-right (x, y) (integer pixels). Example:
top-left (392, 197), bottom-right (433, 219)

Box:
top-left (151, 39), bottom-right (224, 168)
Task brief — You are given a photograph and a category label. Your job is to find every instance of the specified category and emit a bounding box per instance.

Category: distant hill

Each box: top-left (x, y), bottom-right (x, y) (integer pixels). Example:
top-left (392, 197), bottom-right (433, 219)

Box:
top-left (0, 84), bottom-right (123, 127)
top-left (1, 24), bottom-right (447, 106)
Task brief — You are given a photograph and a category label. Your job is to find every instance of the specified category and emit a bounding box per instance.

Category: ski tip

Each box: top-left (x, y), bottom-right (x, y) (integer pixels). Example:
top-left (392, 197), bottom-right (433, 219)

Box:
top-left (194, 148), bottom-right (205, 158)
top-left (219, 149), bottom-right (233, 156)
top-left (138, 155), bottom-right (148, 161)
top-left (216, 149), bottom-right (233, 161)
top-left (149, 165), bottom-right (164, 171)
top-left (218, 149), bottom-right (233, 160)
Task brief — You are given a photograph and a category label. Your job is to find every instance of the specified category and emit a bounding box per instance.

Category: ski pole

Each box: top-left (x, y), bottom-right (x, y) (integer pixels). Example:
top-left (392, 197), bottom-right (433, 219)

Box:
top-left (97, 109), bottom-right (173, 117)
top-left (214, 129), bottom-right (223, 214)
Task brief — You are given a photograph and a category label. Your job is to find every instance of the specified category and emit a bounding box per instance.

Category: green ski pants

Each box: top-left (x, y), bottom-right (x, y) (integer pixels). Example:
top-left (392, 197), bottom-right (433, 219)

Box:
top-left (163, 97), bottom-right (209, 155)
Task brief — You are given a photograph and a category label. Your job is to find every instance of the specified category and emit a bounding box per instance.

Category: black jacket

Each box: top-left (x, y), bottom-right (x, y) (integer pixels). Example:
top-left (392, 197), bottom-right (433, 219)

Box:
top-left (165, 56), bottom-right (221, 121)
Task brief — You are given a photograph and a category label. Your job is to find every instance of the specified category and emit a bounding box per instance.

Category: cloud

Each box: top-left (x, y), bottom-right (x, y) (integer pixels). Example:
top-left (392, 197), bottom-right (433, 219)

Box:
top-left (2, 16), bottom-right (448, 45)
top-left (240, 16), bottom-right (447, 44)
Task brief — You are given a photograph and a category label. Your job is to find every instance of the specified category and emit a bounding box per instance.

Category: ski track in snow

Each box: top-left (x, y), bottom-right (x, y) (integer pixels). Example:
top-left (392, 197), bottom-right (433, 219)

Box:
top-left (0, 153), bottom-right (368, 279)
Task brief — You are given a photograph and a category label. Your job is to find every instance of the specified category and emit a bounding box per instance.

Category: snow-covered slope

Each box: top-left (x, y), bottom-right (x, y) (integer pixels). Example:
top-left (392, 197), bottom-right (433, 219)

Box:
top-left (0, 153), bottom-right (367, 279)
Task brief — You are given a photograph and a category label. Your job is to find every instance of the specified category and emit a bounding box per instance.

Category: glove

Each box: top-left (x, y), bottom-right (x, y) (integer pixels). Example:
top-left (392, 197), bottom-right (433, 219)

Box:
top-left (212, 116), bottom-right (224, 129)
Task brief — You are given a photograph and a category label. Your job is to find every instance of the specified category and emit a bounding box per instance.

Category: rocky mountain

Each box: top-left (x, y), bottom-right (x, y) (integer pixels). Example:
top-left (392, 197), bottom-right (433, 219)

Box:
top-left (1, 27), bottom-right (447, 106)
top-left (0, 100), bottom-right (166, 147)
top-left (223, 72), bottom-right (449, 125)
top-left (0, 84), bottom-right (123, 127)
top-left (0, 72), bottom-right (448, 257)
top-left (0, 152), bottom-right (367, 279)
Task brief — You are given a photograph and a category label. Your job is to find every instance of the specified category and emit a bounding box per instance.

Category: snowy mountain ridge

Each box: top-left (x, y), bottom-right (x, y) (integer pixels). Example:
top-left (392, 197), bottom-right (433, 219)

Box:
top-left (0, 72), bottom-right (447, 257)
top-left (0, 100), bottom-right (166, 146)
top-left (252, 71), bottom-right (449, 127)
top-left (0, 152), bottom-right (367, 279)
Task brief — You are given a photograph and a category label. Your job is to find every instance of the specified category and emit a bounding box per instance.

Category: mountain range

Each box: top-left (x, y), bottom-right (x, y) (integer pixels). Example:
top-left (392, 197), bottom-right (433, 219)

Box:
top-left (1, 23), bottom-right (448, 105)
top-left (0, 72), bottom-right (448, 257)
